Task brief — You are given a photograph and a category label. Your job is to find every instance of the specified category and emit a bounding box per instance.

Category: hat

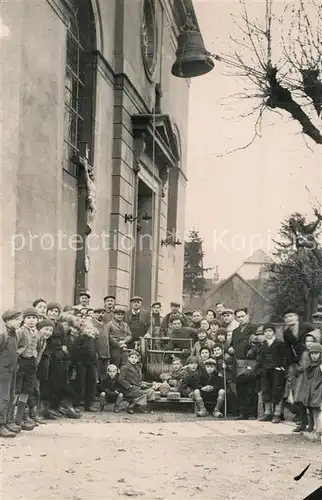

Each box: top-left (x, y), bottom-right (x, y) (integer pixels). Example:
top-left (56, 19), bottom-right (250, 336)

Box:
top-left (183, 310), bottom-right (193, 316)
top-left (23, 307), bottom-right (39, 319)
top-left (187, 356), bottom-right (198, 364)
top-left (263, 323), bottom-right (276, 333)
top-left (170, 301), bottom-right (180, 307)
top-left (151, 301), bottom-right (161, 307)
top-left (63, 305), bottom-right (74, 312)
top-left (308, 343), bottom-right (322, 353)
top-left (283, 306), bottom-right (298, 316)
top-left (204, 358), bottom-right (217, 365)
top-left (32, 298), bottom-right (46, 307)
top-left (114, 308), bottom-right (125, 314)
top-left (79, 290), bottom-right (90, 298)
top-left (37, 319), bottom-right (54, 330)
top-left (130, 296), bottom-right (142, 302)
top-left (103, 295), bottom-right (115, 301)
top-left (93, 307), bottom-right (106, 313)
top-left (2, 309), bottom-right (21, 322)
top-left (47, 302), bottom-right (61, 313)
top-left (128, 350), bottom-right (140, 357)
top-left (312, 312), bottom-right (322, 319)
top-left (222, 308), bottom-right (234, 315)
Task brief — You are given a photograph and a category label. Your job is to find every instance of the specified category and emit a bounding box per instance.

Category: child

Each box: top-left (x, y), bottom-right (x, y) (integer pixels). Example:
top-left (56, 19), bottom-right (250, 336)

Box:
top-left (179, 356), bottom-right (207, 417)
top-left (208, 320), bottom-right (221, 342)
top-left (32, 319), bottom-right (54, 422)
top-left (214, 328), bottom-right (230, 352)
top-left (295, 342), bottom-right (322, 442)
top-left (32, 298), bottom-right (48, 320)
top-left (118, 350), bottom-right (155, 413)
top-left (198, 346), bottom-right (212, 375)
top-left (167, 357), bottom-right (186, 389)
top-left (256, 323), bottom-right (287, 423)
top-left (0, 310), bottom-right (25, 437)
top-left (99, 364), bottom-right (123, 413)
top-left (74, 325), bottom-right (99, 412)
top-left (200, 358), bottom-right (225, 418)
top-left (191, 329), bottom-right (215, 357)
top-left (15, 307), bottom-right (41, 431)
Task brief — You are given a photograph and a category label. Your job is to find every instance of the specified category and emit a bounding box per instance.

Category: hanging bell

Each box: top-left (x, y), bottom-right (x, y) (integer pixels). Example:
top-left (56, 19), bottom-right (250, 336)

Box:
top-left (171, 27), bottom-right (214, 79)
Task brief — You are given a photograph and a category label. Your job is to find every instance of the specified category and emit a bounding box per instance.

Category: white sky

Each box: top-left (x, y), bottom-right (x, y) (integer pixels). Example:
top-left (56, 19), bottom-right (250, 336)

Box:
top-left (186, 0), bottom-right (322, 279)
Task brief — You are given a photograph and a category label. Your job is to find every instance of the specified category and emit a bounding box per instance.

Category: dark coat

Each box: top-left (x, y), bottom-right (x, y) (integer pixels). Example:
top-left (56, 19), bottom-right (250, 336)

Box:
top-left (160, 312), bottom-right (189, 336)
top-left (0, 328), bottom-right (24, 372)
top-left (118, 362), bottom-right (144, 399)
top-left (99, 374), bottom-right (120, 398)
top-left (72, 335), bottom-right (98, 365)
top-left (295, 360), bottom-right (322, 408)
top-left (96, 320), bottom-right (123, 359)
top-left (256, 339), bottom-right (288, 372)
top-left (179, 368), bottom-right (202, 396)
top-left (124, 309), bottom-right (150, 341)
top-left (231, 323), bottom-right (257, 360)
top-left (283, 323), bottom-right (315, 366)
top-left (200, 370), bottom-right (224, 392)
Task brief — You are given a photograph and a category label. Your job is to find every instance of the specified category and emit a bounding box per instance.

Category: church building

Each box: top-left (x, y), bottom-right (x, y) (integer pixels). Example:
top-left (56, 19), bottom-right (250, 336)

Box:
top-left (2, 0), bottom-right (203, 309)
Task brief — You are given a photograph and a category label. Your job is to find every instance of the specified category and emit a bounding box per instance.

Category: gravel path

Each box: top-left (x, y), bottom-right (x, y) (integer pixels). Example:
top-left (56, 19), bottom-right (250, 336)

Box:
top-left (1, 413), bottom-right (321, 500)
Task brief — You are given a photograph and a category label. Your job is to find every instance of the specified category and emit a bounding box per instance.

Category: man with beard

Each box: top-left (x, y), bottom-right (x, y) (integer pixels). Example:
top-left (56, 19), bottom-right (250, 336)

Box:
top-left (283, 306), bottom-right (314, 432)
top-left (103, 295), bottom-right (115, 324)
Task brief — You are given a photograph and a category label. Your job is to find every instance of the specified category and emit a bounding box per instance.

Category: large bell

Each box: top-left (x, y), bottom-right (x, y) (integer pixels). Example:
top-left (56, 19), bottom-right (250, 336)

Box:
top-left (171, 28), bottom-right (214, 79)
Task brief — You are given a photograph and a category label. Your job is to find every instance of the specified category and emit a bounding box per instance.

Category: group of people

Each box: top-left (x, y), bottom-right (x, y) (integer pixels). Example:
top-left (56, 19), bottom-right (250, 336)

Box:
top-left (1, 291), bottom-right (322, 443)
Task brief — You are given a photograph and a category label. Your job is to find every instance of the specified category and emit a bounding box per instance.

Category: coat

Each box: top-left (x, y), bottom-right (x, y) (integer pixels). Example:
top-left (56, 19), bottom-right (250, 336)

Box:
top-left (124, 309), bottom-right (150, 341)
top-left (179, 368), bottom-right (202, 396)
top-left (283, 322), bottom-right (315, 366)
top-left (0, 328), bottom-right (25, 373)
top-left (118, 362), bottom-right (144, 398)
top-left (295, 360), bottom-right (322, 408)
top-left (99, 374), bottom-right (120, 397)
top-left (256, 339), bottom-right (288, 372)
top-left (160, 312), bottom-right (189, 336)
top-left (95, 320), bottom-right (122, 360)
top-left (231, 323), bottom-right (257, 359)
top-left (191, 338), bottom-right (215, 357)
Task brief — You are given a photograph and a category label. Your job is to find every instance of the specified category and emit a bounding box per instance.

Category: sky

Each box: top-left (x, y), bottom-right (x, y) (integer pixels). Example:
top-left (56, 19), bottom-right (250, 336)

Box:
top-left (185, 0), bottom-right (322, 279)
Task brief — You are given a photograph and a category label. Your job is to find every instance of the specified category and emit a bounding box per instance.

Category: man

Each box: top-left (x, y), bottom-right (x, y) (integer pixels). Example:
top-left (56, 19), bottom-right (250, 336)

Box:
top-left (230, 308), bottom-right (258, 420)
top-left (221, 308), bottom-right (239, 333)
top-left (103, 295), bottom-right (115, 324)
top-left (215, 303), bottom-right (225, 324)
top-left (283, 306), bottom-right (315, 432)
top-left (124, 297), bottom-right (150, 348)
top-left (145, 302), bottom-right (163, 339)
top-left (191, 310), bottom-right (203, 330)
top-left (160, 302), bottom-right (188, 336)
top-left (89, 308), bottom-right (113, 380)
top-left (311, 311), bottom-right (322, 343)
top-left (74, 290), bottom-right (91, 311)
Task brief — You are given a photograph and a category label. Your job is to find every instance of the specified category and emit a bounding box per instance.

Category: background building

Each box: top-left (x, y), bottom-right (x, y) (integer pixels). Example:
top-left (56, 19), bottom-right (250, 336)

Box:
top-left (2, 0), bottom-right (200, 309)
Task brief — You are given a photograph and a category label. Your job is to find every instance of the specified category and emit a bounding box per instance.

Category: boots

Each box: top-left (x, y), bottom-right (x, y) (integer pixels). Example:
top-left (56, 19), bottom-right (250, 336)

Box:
top-left (15, 401), bottom-right (34, 431)
top-left (30, 407), bottom-right (46, 425)
top-left (43, 402), bottom-right (58, 420)
top-left (196, 399), bottom-right (208, 417)
top-left (258, 402), bottom-right (273, 421)
top-left (114, 393), bottom-right (124, 413)
top-left (6, 423), bottom-right (21, 434)
top-left (272, 401), bottom-right (283, 424)
top-left (0, 424), bottom-right (16, 438)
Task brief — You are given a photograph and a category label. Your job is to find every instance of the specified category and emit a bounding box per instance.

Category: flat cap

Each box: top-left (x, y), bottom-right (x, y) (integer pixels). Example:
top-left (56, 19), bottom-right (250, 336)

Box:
top-left (222, 308), bottom-right (234, 315)
top-left (47, 302), bottom-right (61, 312)
top-left (103, 295), bottom-right (115, 301)
top-left (130, 296), bottom-right (142, 302)
top-left (2, 309), bottom-right (21, 322)
top-left (204, 358), bottom-right (217, 365)
top-left (151, 301), bottom-right (161, 307)
top-left (312, 312), bottom-right (322, 319)
top-left (79, 290), bottom-right (90, 298)
top-left (170, 301), bottom-right (180, 307)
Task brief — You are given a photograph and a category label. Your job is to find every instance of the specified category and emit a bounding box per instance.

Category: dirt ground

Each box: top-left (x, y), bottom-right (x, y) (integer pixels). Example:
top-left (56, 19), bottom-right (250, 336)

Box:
top-left (1, 410), bottom-right (321, 500)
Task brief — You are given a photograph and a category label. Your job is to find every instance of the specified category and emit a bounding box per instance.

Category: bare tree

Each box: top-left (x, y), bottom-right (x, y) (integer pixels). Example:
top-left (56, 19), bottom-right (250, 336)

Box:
top-left (216, 0), bottom-right (322, 152)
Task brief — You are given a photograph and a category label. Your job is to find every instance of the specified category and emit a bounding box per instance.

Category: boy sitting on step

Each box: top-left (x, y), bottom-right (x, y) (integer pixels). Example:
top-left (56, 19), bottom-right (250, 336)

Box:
top-left (200, 358), bottom-right (225, 418)
top-left (99, 364), bottom-right (124, 413)
top-left (118, 350), bottom-right (155, 414)
top-left (179, 356), bottom-right (208, 417)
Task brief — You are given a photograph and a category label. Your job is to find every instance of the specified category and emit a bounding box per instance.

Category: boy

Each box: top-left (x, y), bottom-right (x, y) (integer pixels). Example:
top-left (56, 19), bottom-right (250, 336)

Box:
top-left (118, 350), bottom-right (155, 414)
top-left (214, 328), bottom-right (229, 351)
top-left (15, 308), bottom-right (41, 431)
top-left (35, 319), bottom-right (54, 421)
top-left (191, 329), bottom-right (215, 357)
top-left (198, 346), bottom-right (212, 375)
top-left (32, 299), bottom-right (48, 320)
top-left (179, 356), bottom-right (208, 417)
top-left (74, 325), bottom-right (99, 412)
top-left (160, 357), bottom-right (186, 390)
top-left (200, 358), bottom-right (225, 418)
top-left (0, 310), bottom-right (25, 437)
top-left (208, 320), bottom-right (221, 342)
top-left (99, 364), bottom-right (123, 413)
top-left (257, 323), bottom-right (287, 423)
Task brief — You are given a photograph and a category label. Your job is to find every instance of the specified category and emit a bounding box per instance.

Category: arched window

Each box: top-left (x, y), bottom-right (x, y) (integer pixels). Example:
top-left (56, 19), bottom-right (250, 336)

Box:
top-left (63, 0), bottom-right (97, 176)
top-left (141, 0), bottom-right (158, 80)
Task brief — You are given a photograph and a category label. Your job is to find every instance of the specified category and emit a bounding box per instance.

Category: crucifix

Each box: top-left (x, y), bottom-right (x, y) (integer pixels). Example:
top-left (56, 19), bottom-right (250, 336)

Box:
top-left (72, 143), bottom-right (97, 302)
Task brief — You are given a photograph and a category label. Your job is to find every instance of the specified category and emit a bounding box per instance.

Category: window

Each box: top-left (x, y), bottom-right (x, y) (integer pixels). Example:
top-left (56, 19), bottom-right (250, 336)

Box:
top-left (63, 0), bottom-right (96, 176)
top-left (141, 0), bottom-right (158, 80)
